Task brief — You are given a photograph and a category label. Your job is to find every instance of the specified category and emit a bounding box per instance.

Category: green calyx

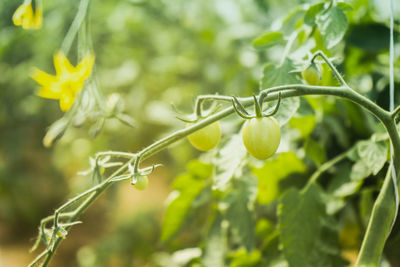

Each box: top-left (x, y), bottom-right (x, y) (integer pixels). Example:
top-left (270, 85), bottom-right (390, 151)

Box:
top-left (232, 92), bottom-right (281, 119)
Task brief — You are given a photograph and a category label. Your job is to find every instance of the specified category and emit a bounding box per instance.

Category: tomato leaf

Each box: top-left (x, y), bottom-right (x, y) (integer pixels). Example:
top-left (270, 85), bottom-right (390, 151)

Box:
top-left (252, 32), bottom-right (284, 49)
top-left (213, 134), bottom-right (247, 190)
top-left (337, 2), bottom-right (353, 11)
top-left (260, 58), bottom-right (301, 125)
top-left (304, 3), bottom-right (325, 26)
top-left (161, 161), bottom-right (212, 242)
top-left (357, 140), bottom-right (388, 172)
top-left (350, 160), bottom-right (372, 181)
top-left (274, 97), bottom-right (300, 126)
top-left (349, 139), bottom-right (388, 180)
top-left (316, 6), bottom-right (348, 48)
top-left (289, 115), bottom-right (317, 138)
top-left (304, 138), bottom-right (327, 167)
top-left (281, 7), bottom-right (306, 34)
top-left (228, 248), bottom-right (261, 267)
top-left (224, 177), bottom-right (258, 251)
top-left (278, 184), bottom-right (325, 266)
top-left (252, 152), bottom-right (306, 204)
top-left (260, 58), bottom-right (300, 89)
top-left (202, 214), bottom-right (227, 267)
top-left (328, 162), bottom-right (362, 198)
top-left (278, 184), bottom-right (347, 266)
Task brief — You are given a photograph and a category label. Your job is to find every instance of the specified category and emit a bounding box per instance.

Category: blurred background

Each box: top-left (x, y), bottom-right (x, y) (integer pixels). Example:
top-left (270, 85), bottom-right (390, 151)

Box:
top-left (1, 0), bottom-right (399, 266)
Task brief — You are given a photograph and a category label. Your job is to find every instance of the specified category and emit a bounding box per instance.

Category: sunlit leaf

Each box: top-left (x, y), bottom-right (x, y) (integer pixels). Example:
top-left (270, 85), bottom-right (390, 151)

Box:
top-left (260, 58), bottom-right (301, 89)
top-left (289, 115), bottom-right (317, 138)
top-left (316, 6), bottom-right (348, 48)
top-left (328, 163), bottom-right (362, 198)
top-left (350, 160), bottom-right (372, 181)
top-left (281, 7), bottom-right (306, 34)
top-left (252, 152), bottom-right (306, 204)
top-left (161, 161), bottom-right (212, 241)
top-left (304, 138), bottom-right (326, 167)
top-left (274, 97), bottom-right (300, 126)
top-left (348, 138), bottom-right (388, 181)
top-left (278, 184), bottom-right (325, 267)
top-left (213, 135), bottom-right (247, 190)
top-left (278, 184), bottom-right (346, 266)
top-left (304, 3), bottom-right (324, 26)
top-left (252, 32), bottom-right (284, 49)
top-left (224, 177), bottom-right (258, 251)
top-left (202, 214), bottom-right (227, 267)
top-left (337, 2), bottom-right (353, 11)
top-left (228, 248), bottom-right (261, 267)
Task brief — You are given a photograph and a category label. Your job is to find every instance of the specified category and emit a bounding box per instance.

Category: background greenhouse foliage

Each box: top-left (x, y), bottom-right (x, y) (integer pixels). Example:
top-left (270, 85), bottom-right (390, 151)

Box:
top-left (1, 0), bottom-right (400, 266)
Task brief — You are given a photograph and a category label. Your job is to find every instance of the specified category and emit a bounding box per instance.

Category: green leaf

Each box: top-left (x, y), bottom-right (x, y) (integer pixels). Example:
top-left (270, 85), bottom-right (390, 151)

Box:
top-left (187, 160), bottom-right (214, 179)
top-left (304, 138), bottom-right (327, 167)
top-left (274, 97), bottom-right (300, 126)
top-left (328, 162), bottom-right (362, 198)
top-left (162, 161), bottom-right (212, 241)
top-left (325, 162), bottom-right (362, 214)
top-left (304, 3), bottom-right (325, 26)
top-left (337, 2), bottom-right (353, 11)
top-left (350, 160), bottom-right (372, 181)
top-left (224, 177), bottom-right (258, 251)
top-left (228, 248), bottom-right (261, 267)
top-left (252, 152), bottom-right (306, 204)
top-left (357, 140), bottom-right (388, 175)
top-left (173, 160), bottom-right (213, 191)
top-left (213, 135), bottom-right (247, 190)
top-left (316, 6), bottom-right (348, 48)
top-left (202, 214), bottom-right (227, 267)
top-left (289, 115), bottom-right (317, 138)
top-left (278, 184), bottom-right (325, 267)
top-left (161, 178), bottom-right (206, 242)
top-left (281, 7), bottom-right (306, 34)
top-left (252, 32), bottom-right (284, 49)
top-left (349, 139), bottom-right (388, 180)
top-left (260, 58), bottom-right (301, 89)
top-left (260, 58), bottom-right (301, 125)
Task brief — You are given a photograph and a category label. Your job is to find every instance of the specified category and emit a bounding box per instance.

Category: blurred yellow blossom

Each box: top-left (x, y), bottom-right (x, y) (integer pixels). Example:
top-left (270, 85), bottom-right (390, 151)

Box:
top-left (12, 1), bottom-right (42, 30)
top-left (31, 52), bottom-right (95, 112)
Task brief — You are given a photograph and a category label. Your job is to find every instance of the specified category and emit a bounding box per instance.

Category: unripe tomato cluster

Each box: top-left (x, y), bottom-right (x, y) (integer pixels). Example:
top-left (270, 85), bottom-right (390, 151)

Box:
top-left (187, 117), bottom-right (281, 160)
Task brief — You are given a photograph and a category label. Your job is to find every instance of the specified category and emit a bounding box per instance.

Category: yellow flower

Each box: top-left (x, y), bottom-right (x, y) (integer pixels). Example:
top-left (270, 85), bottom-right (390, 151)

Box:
top-left (12, 1), bottom-right (42, 30)
top-left (31, 52), bottom-right (95, 111)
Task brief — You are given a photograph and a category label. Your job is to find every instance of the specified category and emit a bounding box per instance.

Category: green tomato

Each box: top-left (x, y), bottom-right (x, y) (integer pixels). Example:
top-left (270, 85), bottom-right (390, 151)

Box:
top-left (242, 117), bottom-right (281, 160)
top-left (134, 175), bottom-right (148, 190)
top-left (187, 121), bottom-right (221, 151)
top-left (302, 66), bottom-right (321, 85)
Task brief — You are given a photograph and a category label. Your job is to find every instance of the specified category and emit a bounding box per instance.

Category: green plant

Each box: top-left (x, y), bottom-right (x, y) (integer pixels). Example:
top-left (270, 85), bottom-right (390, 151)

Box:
top-left (13, 0), bottom-right (399, 266)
